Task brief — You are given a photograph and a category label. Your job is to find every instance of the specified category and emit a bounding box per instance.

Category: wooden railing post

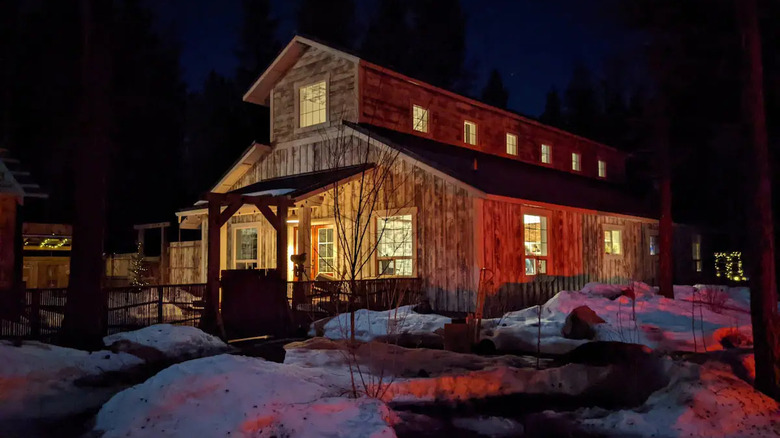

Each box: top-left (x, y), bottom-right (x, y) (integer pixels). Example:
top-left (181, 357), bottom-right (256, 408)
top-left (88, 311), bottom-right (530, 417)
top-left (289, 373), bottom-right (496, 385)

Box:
top-left (30, 290), bottom-right (40, 338)
top-left (157, 286), bottom-right (164, 324)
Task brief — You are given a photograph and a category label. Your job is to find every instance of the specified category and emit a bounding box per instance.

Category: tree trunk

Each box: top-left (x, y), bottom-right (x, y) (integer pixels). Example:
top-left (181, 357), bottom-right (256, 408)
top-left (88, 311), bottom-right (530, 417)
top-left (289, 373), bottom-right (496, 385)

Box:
top-left (737, 0), bottom-right (780, 399)
top-left (61, 0), bottom-right (112, 349)
top-left (656, 99), bottom-right (674, 299)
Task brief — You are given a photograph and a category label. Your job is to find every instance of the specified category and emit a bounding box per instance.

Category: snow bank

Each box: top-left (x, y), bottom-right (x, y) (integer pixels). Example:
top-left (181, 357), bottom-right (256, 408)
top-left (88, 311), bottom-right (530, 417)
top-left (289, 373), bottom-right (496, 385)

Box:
top-left (103, 324), bottom-right (232, 360)
top-left (577, 359), bottom-right (780, 437)
top-left (0, 340), bottom-right (143, 422)
top-left (483, 283), bottom-right (752, 354)
top-left (311, 305), bottom-right (450, 342)
top-left (94, 354), bottom-right (398, 438)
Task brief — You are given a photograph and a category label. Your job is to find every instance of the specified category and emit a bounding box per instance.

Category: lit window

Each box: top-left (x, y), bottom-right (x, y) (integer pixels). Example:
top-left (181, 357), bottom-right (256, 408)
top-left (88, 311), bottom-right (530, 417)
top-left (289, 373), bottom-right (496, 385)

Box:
top-left (317, 227), bottom-right (335, 275)
top-left (604, 229), bottom-right (622, 255)
top-left (377, 214), bottom-right (414, 276)
top-left (541, 144), bottom-right (551, 164)
top-left (524, 214), bottom-right (549, 276)
top-left (299, 80), bottom-right (327, 128)
top-left (506, 133), bottom-right (518, 155)
top-left (572, 153), bottom-right (581, 171)
top-left (464, 121), bottom-right (477, 145)
top-left (598, 160), bottom-right (607, 178)
top-left (235, 227), bottom-right (258, 269)
top-left (412, 105), bottom-right (428, 133)
top-left (649, 234), bottom-right (659, 256)
top-left (692, 235), bottom-right (702, 272)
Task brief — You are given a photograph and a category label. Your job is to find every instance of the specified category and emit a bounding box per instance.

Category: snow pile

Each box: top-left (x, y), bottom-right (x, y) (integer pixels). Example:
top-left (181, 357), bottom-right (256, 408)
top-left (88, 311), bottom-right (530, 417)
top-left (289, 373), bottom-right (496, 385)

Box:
top-left (311, 305), bottom-right (450, 342)
top-left (284, 338), bottom-right (614, 404)
top-left (0, 340), bottom-right (143, 423)
top-left (94, 354), bottom-right (398, 438)
top-left (577, 359), bottom-right (780, 437)
top-left (482, 283), bottom-right (752, 354)
top-left (103, 324), bottom-right (232, 360)
top-left (452, 416), bottom-right (524, 437)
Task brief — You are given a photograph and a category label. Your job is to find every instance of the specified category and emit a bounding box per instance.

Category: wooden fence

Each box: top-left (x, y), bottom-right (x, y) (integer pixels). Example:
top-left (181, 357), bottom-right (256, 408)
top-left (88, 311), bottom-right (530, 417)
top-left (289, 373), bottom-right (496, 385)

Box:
top-left (289, 278), bottom-right (424, 315)
top-left (0, 284), bottom-right (206, 340)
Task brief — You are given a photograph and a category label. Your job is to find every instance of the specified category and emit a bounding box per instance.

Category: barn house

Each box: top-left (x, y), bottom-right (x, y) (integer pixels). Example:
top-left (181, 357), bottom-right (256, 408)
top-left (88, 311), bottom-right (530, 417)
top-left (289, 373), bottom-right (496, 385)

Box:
top-left (174, 36), bottom-right (708, 313)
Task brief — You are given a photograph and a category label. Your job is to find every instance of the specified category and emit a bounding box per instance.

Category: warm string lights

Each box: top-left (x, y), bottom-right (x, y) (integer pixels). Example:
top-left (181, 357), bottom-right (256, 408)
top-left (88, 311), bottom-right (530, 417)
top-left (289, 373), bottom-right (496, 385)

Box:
top-left (714, 251), bottom-right (746, 282)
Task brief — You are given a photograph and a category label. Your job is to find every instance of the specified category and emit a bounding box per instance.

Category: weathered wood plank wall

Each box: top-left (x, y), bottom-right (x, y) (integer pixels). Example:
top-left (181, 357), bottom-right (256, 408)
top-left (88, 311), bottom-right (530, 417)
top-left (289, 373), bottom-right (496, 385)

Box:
top-left (168, 241), bottom-right (202, 285)
top-left (358, 62), bottom-right (627, 182)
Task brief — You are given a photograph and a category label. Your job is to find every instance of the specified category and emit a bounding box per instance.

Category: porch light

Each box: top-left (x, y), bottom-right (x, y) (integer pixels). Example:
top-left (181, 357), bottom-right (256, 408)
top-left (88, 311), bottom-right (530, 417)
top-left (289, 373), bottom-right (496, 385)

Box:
top-left (286, 213), bottom-right (299, 224)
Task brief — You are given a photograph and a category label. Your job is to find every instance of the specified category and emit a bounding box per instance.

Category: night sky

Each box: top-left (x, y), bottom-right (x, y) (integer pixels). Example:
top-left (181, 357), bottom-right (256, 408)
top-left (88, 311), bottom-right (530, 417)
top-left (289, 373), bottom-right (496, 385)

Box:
top-left (150, 0), bottom-right (639, 116)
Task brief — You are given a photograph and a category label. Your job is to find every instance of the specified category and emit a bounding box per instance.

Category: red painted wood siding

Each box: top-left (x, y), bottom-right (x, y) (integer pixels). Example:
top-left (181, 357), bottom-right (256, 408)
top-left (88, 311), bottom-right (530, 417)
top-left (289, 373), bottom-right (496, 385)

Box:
top-left (358, 62), bottom-right (627, 182)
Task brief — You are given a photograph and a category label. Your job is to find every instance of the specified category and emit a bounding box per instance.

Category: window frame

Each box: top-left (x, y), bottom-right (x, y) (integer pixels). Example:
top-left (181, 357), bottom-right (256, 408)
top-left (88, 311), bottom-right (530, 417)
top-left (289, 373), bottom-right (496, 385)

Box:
top-left (598, 159), bottom-right (607, 178)
top-left (603, 225), bottom-right (624, 258)
top-left (522, 207), bottom-right (552, 278)
top-left (411, 104), bottom-right (429, 133)
top-left (647, 230), bottom-right (659, 257)
top-left (294, 75), bottom-right (330, 133)
top-left (463, 120), bottom-right (478, 146)
top-left (541, 144), bottom-right (552, 164)
top-left (232, 223), bottom-right (260, 269)
top-left (373, 208), bottom-right (418, 278)
top-left (313, 224), bottom-right (337, 276)
top-left (692, 234), bottom-right (702, 272)
top-left (506, 133), bottom-right (518, 156)
top-left (571, 152), bottom-right (582, 171)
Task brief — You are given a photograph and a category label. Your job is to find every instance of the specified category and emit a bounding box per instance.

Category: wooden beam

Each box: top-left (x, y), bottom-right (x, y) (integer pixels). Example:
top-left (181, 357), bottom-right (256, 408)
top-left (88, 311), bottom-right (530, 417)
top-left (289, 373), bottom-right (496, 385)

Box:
top-left (218, 200), bottom-right (243, 227)
top-left (297, 205), bottom-right (312, 279)
top-left (276, 205), bottom-right (288, 278)
top-left (202, 198), bottom-right (223, 335)
top-left (160, 226), bottom-right (168, 284)
top-left (133, 221), bottom-right (171, 230)
top-left (256, 203), bottom-right (279, 231)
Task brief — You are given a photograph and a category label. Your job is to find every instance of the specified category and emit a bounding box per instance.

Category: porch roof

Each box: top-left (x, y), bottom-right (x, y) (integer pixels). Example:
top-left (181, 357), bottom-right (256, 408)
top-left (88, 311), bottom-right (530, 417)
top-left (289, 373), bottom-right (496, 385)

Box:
top-left (347, 122), bottom-right (657, 219)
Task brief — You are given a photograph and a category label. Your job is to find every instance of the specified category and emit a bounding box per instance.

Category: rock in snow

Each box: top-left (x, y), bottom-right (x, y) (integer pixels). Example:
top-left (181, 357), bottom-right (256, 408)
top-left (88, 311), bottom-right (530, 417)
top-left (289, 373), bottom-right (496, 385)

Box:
top-left (562, 305), bottom-right (606, 340)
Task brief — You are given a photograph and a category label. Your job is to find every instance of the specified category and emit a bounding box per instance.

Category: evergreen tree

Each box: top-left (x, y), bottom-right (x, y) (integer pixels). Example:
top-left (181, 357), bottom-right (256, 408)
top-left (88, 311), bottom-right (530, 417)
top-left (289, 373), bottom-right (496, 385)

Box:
top-left (296, 0), bottom-right (357, 49)
top-left (540, 87), bottom-right (564, 128)
top-left (480, 69), bottom-right (509, 109)
top-left (235, 0), bottom-right (279, 90)
top-left (129, 241), bottom-right (149, 287)
top-left (563, 62), bottom-right (600, 140)
top-left (360, 0), bottom-right (413, 72)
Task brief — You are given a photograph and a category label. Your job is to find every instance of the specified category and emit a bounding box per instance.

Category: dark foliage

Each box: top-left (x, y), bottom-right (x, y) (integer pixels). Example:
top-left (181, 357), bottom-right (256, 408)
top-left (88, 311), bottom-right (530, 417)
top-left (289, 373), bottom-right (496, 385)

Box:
top-left (297, 0), bottom-right (357, 50)
top-left (481, 69), bottom-right (509, 109)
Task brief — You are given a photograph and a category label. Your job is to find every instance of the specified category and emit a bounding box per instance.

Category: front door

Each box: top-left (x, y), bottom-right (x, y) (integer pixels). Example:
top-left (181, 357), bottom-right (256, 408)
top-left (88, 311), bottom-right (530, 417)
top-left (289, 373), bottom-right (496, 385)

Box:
top-left (293, 224), bottom-right (336, 279)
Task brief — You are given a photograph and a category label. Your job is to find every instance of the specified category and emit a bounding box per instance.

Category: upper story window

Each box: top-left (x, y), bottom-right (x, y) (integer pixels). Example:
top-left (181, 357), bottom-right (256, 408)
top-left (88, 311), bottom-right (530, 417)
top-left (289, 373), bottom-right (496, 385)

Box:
top-left (572, 153), bottom-right (581, 171)
top-left (299, 80), bottom-right (327, 128)
top-left (524, 213), bottom-right (549, 276)
top-left (598, 159), bottom-right (607, 178)
top-left (464, 121), bottom-right (477, 145)
top-left (541, 144), bottom-right (552, 164)
top-left (506, 133), bottom-right (518, 155)
top-left (412, 105), bottom-right (428, 133)
top-left (692, 234), bottom-right (702, 272)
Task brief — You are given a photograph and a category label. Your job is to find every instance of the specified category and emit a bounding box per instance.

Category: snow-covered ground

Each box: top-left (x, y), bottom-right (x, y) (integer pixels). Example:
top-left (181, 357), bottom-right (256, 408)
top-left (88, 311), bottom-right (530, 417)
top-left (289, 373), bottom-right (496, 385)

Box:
top-left (0, 340), bottom-right (143, 424)
top-left (103, 324), bottom-right (232, 360)
top-left (311, 305), bottom-right (451, 342)
top-left (313, 283), bottom-right (753, 355)
top-left (94, 354), bottom-right (398, 438)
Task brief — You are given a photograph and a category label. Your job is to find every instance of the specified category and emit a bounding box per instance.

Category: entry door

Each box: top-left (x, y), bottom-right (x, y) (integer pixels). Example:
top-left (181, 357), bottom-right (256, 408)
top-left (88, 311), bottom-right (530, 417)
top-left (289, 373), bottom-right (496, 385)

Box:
top-left (311, 225), bottom-right (335, 278)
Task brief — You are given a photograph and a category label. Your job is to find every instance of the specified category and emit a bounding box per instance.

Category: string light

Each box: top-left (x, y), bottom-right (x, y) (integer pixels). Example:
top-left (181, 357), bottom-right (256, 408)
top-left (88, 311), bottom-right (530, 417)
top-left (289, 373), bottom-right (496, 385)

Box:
top-left (714, 251), bottom-right (747, 282)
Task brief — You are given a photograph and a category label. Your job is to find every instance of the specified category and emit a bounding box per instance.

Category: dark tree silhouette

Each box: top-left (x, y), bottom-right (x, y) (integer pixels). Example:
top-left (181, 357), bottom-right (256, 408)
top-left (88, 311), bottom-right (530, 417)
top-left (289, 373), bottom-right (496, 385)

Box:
top-left (297, 0), bottom-right (357, 49)
top-left (481, 69), bottom-right (509, 109)
top-left (563, 62), bottom-right (600, 140)
top-left (361, 0), bottom-right (414, 72)
top-left (540, 87), bottom-right (564, 128)
top-left (62, 0), bottom-right (113, 349)
top-left (235, 0), bottom-right (280, 90)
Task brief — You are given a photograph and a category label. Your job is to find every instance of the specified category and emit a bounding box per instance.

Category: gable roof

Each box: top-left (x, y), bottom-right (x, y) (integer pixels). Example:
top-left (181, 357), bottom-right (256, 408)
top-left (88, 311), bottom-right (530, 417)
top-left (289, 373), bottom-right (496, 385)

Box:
top-left (347, 122), bottom-right (656, 219)
top-left (0, 148), bottom-right (47, 201)
top-left (210, 142), bottom-right (271, 193)
top-left (228, 164), bottom-right (373, 201)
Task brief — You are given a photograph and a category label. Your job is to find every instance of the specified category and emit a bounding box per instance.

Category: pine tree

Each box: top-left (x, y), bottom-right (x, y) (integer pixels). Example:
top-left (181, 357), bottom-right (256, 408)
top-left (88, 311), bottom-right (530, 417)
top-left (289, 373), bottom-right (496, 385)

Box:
top-left (408, 0), bottom-right (468, 91)
top-left (540, 87), bottom-right (564, 128)
top-left (563, 62), bottom-right (600, 139)
top-left (481, 69), bottom-right (509, 109)
top-left (296, 0), bottom-right (357, 49)
top-left (361, 0), bottom-right (413, 72)
top-left (129, 241), bottom-right (149, 287)
top-left (235, 0), bottom-right (279, 90)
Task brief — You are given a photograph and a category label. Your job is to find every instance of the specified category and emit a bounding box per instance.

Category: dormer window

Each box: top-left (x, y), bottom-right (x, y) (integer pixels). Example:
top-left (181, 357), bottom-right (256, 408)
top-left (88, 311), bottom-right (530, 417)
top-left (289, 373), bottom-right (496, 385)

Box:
top-left (541, 144), bottom-right (551, 164)
top-left (412, 105), bottom-right (428, 133)
top-left (299, 80), bottom-right (327, 128)
top-left (506, 133), bottom-right (518, 155)
top-left (464, 121), bottom-right (477, 145)
top-left (598, 159), bottom-right (607, 178)
top-left (572, 153), bottom-right (581, 171)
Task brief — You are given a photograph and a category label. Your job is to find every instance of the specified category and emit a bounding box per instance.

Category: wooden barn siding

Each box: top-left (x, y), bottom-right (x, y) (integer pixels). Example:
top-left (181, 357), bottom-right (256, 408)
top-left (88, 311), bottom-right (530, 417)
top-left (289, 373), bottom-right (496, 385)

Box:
top-left (271, 46), bottom-right (358, 144)
top-left (358, 63), bottom-right (627, 183)
top-left (168, 241), bottom-right (202, 284)
top-left (480, 199), bottom-right (660, 315)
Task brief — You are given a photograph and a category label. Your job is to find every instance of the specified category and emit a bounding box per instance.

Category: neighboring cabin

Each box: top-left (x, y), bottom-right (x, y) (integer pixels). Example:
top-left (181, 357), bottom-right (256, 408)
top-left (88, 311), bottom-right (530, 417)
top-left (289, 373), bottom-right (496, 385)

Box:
top-left (174, 36), bottom-right (709, 312)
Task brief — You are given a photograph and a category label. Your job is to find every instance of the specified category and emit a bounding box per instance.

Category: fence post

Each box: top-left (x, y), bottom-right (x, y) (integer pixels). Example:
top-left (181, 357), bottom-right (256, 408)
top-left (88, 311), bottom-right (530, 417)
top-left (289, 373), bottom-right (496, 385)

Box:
top-left (30, 290), bottom-right (41, 338)
top-left (157, 286), bottom-right (164, 324)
